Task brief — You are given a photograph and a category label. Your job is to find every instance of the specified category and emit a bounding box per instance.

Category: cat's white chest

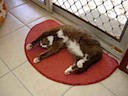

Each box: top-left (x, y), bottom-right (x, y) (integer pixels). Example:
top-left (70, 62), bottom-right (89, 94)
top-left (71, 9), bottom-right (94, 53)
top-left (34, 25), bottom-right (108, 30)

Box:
top-left (67, 40), bottom-right (84, 57)
top-left (57, 29), bottom-right (84, 57)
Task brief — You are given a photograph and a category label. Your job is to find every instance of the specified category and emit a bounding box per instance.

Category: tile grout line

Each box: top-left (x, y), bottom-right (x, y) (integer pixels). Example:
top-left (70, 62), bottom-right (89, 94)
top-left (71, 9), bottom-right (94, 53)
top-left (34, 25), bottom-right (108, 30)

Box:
top-left (0, 57), bottom-right (11, 78)
top-left (6, 1), bottom-right (28, 11)
top-left (0, 57), bottom-right (34, 96)
top-left (100, 83), bottom-right (118, 96)
top-left (0, 25), bottom-right (25, 39)
top-left (61, 86), bottom-right (73, 96)
top-left (12, 69), bottom-right (34, 96)
top-left (0, 71), bottom-right (11, 79)
top-left (0, 12), bottom-right (26, 39)
top-left (11, 60), bottom-right (28, 71)
top-left (0, 57), bottom-right (11, 72)
top-left (0, 57), bottom-right (27, 75)
top-left (0, 11), bottom-right (43, 40)
top-left (0, 57), bottom-right (28, 73)
top-left (25, 16), bottom-right (48, 27)
top-left (8, 10), bottom-right (47, 30)
top-left (8, 12), bottom-right (30, 28)
top-left (8, 2), bottom-right (48, 27)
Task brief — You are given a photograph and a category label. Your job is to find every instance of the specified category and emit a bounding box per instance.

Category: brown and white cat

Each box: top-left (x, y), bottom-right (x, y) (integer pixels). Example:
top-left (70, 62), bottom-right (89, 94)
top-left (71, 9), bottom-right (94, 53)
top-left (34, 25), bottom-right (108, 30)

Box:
top-left (26, 25), bottom-right (102, 75)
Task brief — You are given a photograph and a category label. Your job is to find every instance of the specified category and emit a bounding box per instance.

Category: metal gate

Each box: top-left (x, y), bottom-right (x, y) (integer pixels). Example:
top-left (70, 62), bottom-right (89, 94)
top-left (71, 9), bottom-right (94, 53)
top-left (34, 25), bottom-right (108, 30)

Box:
top-left (53, 0), bottom-right (128, 41)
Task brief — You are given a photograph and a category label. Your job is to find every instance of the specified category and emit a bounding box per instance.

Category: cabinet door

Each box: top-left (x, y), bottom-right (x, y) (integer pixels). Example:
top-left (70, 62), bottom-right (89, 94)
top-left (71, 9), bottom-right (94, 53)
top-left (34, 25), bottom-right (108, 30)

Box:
top-left (30, 0), bottom-right (52, 12)
top-left (119, 49), bottom-right (128, 74)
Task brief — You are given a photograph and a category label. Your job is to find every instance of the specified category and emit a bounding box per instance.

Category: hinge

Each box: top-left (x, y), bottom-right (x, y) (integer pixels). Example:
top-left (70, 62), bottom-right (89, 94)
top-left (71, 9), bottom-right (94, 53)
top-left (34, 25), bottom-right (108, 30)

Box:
top-left (111, 45), bottom-right (123, 53)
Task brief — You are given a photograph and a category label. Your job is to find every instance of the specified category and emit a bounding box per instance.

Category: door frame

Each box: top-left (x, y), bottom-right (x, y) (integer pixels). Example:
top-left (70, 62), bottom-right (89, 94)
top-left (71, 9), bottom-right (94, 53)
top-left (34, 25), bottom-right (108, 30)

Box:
top-left (30, 0), bottom-right (52, 12)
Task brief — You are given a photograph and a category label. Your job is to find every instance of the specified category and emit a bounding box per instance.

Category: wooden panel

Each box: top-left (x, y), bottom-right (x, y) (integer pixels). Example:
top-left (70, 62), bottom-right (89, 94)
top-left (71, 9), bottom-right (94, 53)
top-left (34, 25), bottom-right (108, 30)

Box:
top-left (119, 49), bottom-right (128, 74)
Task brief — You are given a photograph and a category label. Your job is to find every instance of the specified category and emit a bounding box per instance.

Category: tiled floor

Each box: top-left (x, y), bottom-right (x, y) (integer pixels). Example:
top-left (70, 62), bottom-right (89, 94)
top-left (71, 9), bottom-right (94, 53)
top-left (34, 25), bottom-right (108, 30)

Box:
top-left (0, 0), bottom-right (128, 96)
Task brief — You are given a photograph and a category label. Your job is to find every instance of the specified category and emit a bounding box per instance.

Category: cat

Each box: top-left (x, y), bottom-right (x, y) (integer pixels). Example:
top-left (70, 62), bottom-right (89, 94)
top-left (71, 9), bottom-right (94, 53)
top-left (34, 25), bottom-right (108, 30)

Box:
top-left (26, 25), bottom-right (102, 75)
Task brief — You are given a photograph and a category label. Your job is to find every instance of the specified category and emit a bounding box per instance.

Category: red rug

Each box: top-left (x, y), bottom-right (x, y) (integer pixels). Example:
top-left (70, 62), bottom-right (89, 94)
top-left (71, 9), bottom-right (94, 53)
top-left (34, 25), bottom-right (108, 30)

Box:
top-left (24, 19), bottom-right (118, 85)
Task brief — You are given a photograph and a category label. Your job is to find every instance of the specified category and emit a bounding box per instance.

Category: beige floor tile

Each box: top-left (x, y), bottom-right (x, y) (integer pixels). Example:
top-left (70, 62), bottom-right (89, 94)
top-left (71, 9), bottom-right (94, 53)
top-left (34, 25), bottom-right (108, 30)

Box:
top-left (5, 0), bottom-right (27, 10)
top-left (13, 62), bottom-right (71, 96)
top-left (101, 69), bottom-right (128, 96)
top-left (0, 59), bottom-right (9, 77)
top-left (0, 72), bottom-right (32, 96)
top-left (27, 15), bottom-right (63, 28)
top-left (0, 27), bottom-right (29, 69)
top-left (64, 84), bottom-right (116, 96)
top-left (10, 3), bottom-right (47, 24)
top-left (0, 13), bottom-right (24, 38)
top-left (27, 15), bottom-right (57, 28)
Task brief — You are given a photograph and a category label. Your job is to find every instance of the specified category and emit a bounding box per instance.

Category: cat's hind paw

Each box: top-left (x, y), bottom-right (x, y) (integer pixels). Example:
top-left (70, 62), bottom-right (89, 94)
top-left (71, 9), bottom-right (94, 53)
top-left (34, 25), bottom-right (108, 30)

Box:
top-left (64, 66), bottom-right (72, 75)
top-left (33, 57), bottom-right (40, 64)
top-left (26, 43), bottom-right (33, 50)
top-left (76, 61), bottom-right (83, 68)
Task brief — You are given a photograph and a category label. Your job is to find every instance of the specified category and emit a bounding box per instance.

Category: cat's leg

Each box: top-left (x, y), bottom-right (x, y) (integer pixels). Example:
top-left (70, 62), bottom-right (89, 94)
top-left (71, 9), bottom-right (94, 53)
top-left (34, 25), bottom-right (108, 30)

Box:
top-left (33, 43), bottom-right (64, 63)
top-left (64, 54), bottom-right (89, 75)
top-left (33, 47), bottom-right (59, 63)
top-left (26, 26), bottom-right (61, 50)
top-left (76, 54), bottom-right (88, 68)
top-left (26, 43), bottom-right (33, 50)
top-left (64, 56), bottom-right (81, 75)
top-left (64, 64), bottom-right (74, 75)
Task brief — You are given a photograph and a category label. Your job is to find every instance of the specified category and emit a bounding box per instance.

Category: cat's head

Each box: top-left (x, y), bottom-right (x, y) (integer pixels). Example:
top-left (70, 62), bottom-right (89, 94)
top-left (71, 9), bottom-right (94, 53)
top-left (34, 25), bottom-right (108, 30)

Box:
top-left (39, 35), bottom-right (54, 48)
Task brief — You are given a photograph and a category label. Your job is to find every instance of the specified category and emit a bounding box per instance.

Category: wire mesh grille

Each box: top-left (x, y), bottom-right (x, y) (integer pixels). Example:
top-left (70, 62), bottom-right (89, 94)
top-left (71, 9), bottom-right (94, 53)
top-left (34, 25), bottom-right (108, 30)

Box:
top-left (53, 0), bottom-right (128, 40)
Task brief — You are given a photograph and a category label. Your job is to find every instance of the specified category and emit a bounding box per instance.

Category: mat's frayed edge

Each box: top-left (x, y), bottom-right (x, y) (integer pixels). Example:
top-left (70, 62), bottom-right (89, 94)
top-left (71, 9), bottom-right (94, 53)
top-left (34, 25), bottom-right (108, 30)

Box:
top-left (24, 19), bottom-right (119, 86)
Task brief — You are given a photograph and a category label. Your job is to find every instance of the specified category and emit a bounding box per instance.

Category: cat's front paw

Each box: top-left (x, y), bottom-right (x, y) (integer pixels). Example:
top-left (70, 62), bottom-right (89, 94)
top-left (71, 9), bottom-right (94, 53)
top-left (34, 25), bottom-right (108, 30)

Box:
top-left (64, 66), bottom-right (72, 75)
top-left (33, 57), bottom-right (40, 64)
top-left (26, 43), bottom-right (33, 50)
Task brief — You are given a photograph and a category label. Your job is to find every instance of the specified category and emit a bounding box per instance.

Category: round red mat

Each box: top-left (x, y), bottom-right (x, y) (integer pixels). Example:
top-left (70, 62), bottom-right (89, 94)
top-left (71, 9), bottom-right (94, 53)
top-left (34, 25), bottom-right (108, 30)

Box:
top-left (24, 20), bottom-right (118, 85)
